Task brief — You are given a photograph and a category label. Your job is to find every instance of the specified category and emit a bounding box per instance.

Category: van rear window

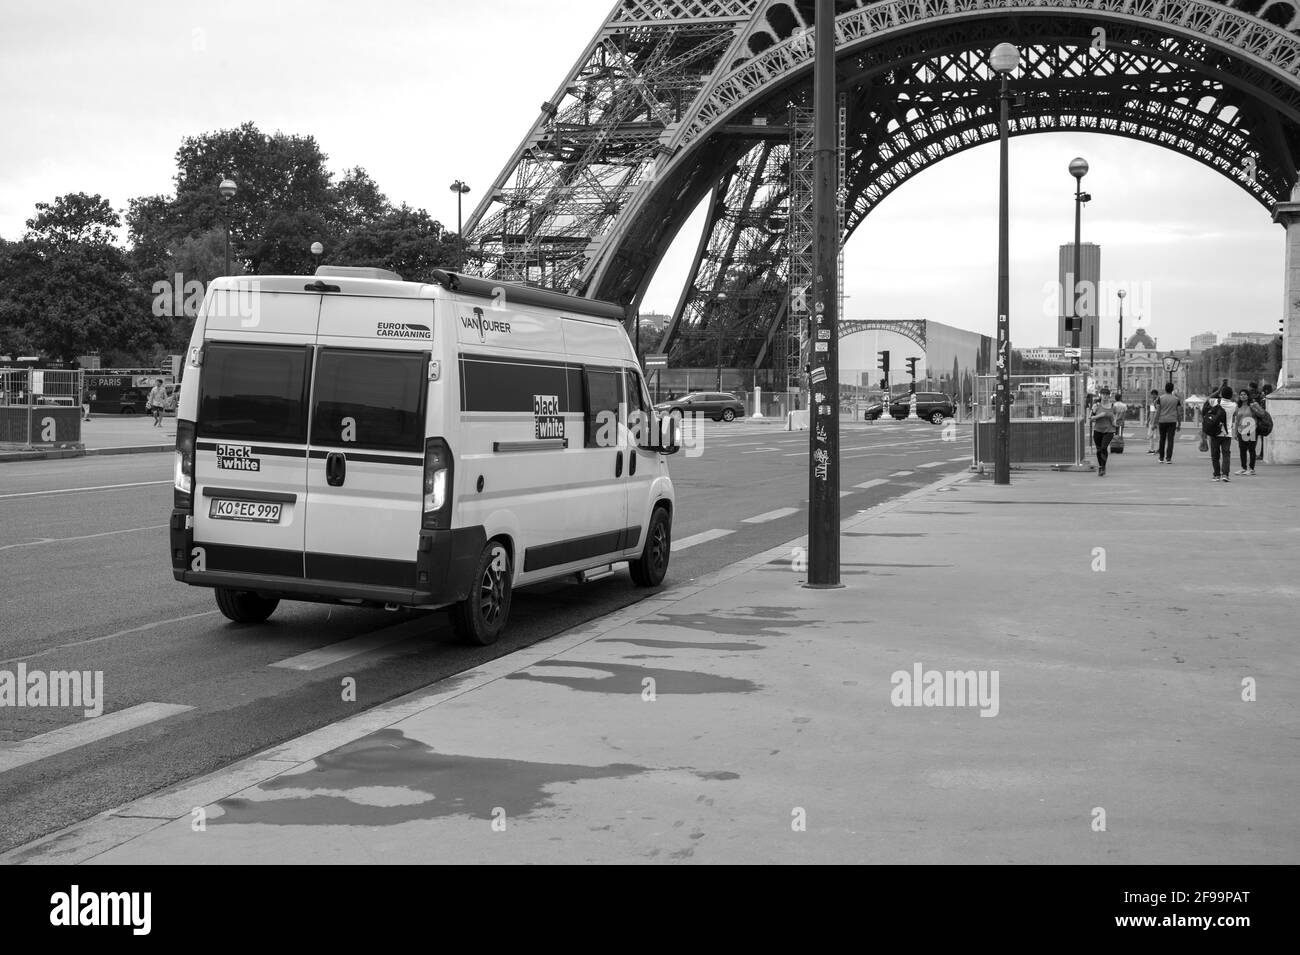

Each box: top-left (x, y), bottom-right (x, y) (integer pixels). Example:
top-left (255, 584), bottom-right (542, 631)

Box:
top-left (197, 343), bottom-right (309, 443)
top-left (310, 349), bottom-right (426, 452)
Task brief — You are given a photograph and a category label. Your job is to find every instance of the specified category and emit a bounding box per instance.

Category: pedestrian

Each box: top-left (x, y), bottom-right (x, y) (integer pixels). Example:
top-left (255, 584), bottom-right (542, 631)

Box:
top-left (147, 378), bottom-right (167, 428)
top-left (1154, 381), bottom-right (1183, 463)
top-left (1234, 391), bottom-right (1258, 475)
top-left (1203, 386), bottom-right (1237, 482)
top-left (1089, 386), bottom-right (1117, 476)
top-left (81, 382), bottom-right (91, 422)
top-left (1145, 388), bottom-right (1160, 453)
top-left (1112, 391), bottom-right (1128, 438)
top-left (1257, 384), bottom-right (1272, 462)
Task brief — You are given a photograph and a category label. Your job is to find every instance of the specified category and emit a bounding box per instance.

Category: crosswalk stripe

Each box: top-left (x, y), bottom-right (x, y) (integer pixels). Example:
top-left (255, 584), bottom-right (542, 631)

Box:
top-left (855, 479), bottom-right (889, 489)
top-left (269, 631), bottom-right (422, 672)
top-left (917, 461), bottom-right (945, 469)
top-left (0, 702), bottom-right (193, 775)
top-left (890, 470), bottom-right (914, 477)
top-left (742, 507), bottom-right (800, 524)
top-left (672, 528), bottom-right (734, 552)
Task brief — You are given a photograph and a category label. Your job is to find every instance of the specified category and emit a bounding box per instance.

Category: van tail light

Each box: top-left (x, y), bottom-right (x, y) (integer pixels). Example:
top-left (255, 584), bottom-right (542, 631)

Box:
top-left (422, 437), bottom-right (453, 528)
top-left (174, 420), bottom-right (196, 510)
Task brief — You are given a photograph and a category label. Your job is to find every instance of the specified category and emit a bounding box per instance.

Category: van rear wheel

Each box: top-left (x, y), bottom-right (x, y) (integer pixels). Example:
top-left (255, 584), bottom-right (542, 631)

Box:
top-left (453, 541), bottom-right (512, 646)
top-left (214, 588), bottom-right (280, 624)
top-left (629, 507), bottom-right (671, 587)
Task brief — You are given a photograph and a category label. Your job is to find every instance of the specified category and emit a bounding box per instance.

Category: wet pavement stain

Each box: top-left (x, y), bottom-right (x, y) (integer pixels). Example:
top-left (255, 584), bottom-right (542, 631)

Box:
top-left (641, 609), bottom-right (816, 636)
top-left (505, 660), bottom-right (760, 694)
top-left (211, 728), bottom-right (648, 827)
top-left (598, 637), bottom-right (764, 651)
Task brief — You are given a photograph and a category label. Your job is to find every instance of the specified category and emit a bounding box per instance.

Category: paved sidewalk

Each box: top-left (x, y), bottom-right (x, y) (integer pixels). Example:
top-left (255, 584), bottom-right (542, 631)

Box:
top-left (0, 415), bottom-right (175, 462)
top-left (5, 438), bottom-right (1297, 864)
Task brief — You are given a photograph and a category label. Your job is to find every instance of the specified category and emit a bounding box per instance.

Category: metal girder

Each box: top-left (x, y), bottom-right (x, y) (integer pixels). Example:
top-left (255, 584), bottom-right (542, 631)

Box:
top-left (840, 319), bottom-right (927, 349)
top-left (467, 0), bottom-right (1300, 372)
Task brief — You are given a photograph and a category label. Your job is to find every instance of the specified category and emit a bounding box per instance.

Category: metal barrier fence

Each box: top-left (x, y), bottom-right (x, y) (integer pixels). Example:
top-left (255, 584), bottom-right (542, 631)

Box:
top-left (971, 373), bottom-right (1088, 469)
top-left (0, 368), bottom-right (84, 448)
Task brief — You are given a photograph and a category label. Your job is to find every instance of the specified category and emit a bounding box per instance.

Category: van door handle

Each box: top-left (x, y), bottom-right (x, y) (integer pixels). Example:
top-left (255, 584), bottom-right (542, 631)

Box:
top-left (326, 452), bottom-right (346, 486)
top-left (615, 451), bottom-right (623, 478)
top-left (629, 448), bottom-right (637, 476)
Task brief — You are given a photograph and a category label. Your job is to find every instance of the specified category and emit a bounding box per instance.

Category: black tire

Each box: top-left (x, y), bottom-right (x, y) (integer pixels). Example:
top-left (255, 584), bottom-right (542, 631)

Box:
top-left (215, 587), bottom-right (280, 623)
top-left (930, 410), bottom-right (946, 425)
top-left (453, 540), bottom-right (512, 646)
top-left (629, 507), bottom-right (671, 587)
top-left (721, 408), bottom-right (736, 422)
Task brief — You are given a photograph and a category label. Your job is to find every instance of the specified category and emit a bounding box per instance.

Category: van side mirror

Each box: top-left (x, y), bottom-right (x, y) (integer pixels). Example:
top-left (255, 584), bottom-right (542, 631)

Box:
top-left (656, 413), bottom-right (681, 455)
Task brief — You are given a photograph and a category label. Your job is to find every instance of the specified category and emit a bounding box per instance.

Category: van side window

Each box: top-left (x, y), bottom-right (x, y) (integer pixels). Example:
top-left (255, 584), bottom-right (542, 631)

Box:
top-left (584, 367), bottom-right (622, 448)
top-left (198, 342), bottom-right (310, 443)
top-left (310, 349), bottom-right (427, 452)
top-left (625, 370), bottom-right (651, 444)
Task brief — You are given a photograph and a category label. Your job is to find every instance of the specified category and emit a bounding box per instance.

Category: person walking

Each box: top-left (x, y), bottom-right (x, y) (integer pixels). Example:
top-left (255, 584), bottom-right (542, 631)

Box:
top-left (80, 381), bottom-right (91, 422)
top-left (1203, 386), bottom-right (1237, 482)
top-left (1112, 391), bottom-right (1128, 439)
top-left (147, 378), bottom-right (167, 428)
top-left (1089, 387), bottom-right (1118, 476)
top-left (1234, 392), bottom-right (1258, 475)
top-left (1154, 381), bottom-right (1182, 463)
top-left (1145, 388), bottom-right (1160, 454)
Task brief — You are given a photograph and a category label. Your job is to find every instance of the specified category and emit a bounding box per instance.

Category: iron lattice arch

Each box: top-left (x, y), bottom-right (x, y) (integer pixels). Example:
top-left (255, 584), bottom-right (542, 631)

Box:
top-left (465, 0), bottom-right (1300, 369)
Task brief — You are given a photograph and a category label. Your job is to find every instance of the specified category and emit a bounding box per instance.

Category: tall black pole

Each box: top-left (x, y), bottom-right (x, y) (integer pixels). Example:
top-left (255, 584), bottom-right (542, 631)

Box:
top-left (1072, 183), bottom-right (1083, 354)
top-left (807, 0), bottom-right (840, 587)
top-left (994, 69), bottom-right (1012, 485)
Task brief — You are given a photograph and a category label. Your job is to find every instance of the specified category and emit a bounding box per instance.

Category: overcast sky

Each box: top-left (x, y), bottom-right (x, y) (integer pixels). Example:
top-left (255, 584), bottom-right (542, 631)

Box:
top-left (1, 0), bottom-right (1282, 360)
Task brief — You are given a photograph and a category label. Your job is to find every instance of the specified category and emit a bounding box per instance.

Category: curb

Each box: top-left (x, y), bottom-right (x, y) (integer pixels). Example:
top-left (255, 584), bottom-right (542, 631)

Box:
top-left (0, 444), bottom-right (173, 463)
top-left (0, 469), bottom-right (969, 864)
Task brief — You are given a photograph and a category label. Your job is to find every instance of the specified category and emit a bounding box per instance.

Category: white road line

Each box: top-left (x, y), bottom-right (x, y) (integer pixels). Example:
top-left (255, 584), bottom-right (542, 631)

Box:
top-left (672, 528), bottom-right (734, 552)
top-left (949, 456), bottom-right (970, 462)
top-left (0, 610), bottom-right (221, 668)
top-left (917, 461), bottom-right (946, 469)
top-left (839, 491), bottom-right (853, 498)
top-left (740, 448), bottom-right (780, 453)
top-left (269, 631), bottom-right (421, 672)
top-left (890, 470), bottom-right (914, 477)
top-left (855, 479), bottom-right (889, 489)
top-left (742, 507), bottom-right (800, 524)
top-left (0, 480), bottom-right (171, 500)
top-left (0, 524), bottom-right (167, 551)
top-left (0, 702), bottom-right (194, 775)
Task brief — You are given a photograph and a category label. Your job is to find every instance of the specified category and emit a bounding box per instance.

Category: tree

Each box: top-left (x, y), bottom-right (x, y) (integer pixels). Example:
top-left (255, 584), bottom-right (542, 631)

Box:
top-left (25, 193), bottom-right (120, 250)
top-left (328, 204), bottom-right (457, 281)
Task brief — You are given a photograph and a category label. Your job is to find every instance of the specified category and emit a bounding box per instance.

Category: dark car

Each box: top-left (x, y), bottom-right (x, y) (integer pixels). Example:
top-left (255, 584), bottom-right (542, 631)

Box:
top-left (118, 388), bottom-right (147, 414)
top-left (888, 391), bottom-right (956, 424)
top-left (863, 401), bottom-right (885, 421)
top-left (653, 391), bottom-right (745, 422)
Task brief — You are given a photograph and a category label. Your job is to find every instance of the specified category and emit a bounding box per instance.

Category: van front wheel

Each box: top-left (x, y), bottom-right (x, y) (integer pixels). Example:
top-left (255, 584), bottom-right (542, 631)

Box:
top-left (454, 541), bottom-right (512, 646)
top-left (629, 508), bottom-right (671, 587)
top-left (215, 588), bottom-right (280, 624)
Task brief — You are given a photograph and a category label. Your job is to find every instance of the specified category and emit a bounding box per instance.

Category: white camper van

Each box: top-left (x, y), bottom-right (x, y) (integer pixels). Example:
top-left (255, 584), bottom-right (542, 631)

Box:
top-left (170, 266), bottom-right (679, 645)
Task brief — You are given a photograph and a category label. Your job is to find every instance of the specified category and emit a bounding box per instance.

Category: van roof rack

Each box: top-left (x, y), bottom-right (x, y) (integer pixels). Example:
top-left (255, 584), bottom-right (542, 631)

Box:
top-left (427, 270), bottom-right (626, 323)
top-left (315, 265), bottom-right (404, 281)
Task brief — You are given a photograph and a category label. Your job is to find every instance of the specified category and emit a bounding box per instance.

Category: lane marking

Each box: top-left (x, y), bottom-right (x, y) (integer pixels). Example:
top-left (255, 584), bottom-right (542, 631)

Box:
top-left (855, 479), bottom-right (889, 490)
top-left (0, 611), bottom-right (221, 667)
top-left (0, 702), bottom-right (194, 775)
top-left (890, 470), bottom-right (914, 477)
top-left (917, 461), bottom-right (946, 469)
top-left (0, 524), bottom-right (167, 551)
top-left (672, 528), bottom-right (733, 552)
top-left (0, 481), bottom-right (170, 501)
top-left (269, 631), bottom-right (420, 672)
top-left (742, 507), bottom-right (800, 524)
top-left (740, 448), bottom-right (780, 454)
top-left (949, 456), bottom-right (970, 462)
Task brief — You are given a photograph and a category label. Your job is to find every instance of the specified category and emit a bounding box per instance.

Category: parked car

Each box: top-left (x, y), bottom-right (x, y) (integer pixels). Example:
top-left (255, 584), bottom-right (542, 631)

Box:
top-left (118, 388), bottom-right (146, 414)
top-left (653, 391), bottom-right (745, 422)
top-left (887, 391), bottom-right (956, 424)
top-left (863, 401), bottom-right (885, 421)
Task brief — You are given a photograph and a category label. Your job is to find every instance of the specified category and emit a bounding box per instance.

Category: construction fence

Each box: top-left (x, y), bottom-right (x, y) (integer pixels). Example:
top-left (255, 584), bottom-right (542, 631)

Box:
top-left (0, 368), bottom-right (84, 448)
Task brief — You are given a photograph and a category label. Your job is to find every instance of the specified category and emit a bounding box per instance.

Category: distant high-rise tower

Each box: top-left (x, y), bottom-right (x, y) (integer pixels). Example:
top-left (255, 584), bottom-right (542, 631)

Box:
top-left (1190, 331), bottom-right (1217, 352)
top-left (1058, 242), bottom-right (1101, 349)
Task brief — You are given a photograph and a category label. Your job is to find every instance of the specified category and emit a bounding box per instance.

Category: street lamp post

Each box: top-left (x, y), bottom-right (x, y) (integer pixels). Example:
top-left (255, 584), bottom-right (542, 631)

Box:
top-left (1163, 354), bottom-right (1180, 388)
top-left (991, 41), bottom-right (1020, 486)
top-left (715, 292), bottom-right (728, 392)
top-left (1117, 288), bottom-right (1126, 396)
top-left (219, 178), bottom-right (237, 276)
top-left (310, 241), bottom-right (323, 273)
top-left (1068, 158), bottom-right (1091, 365)
top-left (449, 180), bottom-right (471, 268)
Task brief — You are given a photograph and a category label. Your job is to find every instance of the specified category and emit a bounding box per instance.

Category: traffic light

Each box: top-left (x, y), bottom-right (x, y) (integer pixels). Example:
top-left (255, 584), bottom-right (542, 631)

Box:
top-left (877, 350), bottom-right (890, 378)
top-left (905, 357), bottom-right (919, 378)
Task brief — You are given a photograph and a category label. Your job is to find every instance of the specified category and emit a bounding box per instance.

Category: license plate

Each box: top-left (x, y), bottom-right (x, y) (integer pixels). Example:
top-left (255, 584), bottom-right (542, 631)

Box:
top-left (209, 499), bottom-right (283, 523)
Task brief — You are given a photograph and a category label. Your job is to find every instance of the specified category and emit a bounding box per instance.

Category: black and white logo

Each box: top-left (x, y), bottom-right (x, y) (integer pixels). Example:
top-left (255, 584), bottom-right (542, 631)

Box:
top-left (463, 307), bottom-right (512, 343)
top-left (377, 322), bottom-right (431, 339)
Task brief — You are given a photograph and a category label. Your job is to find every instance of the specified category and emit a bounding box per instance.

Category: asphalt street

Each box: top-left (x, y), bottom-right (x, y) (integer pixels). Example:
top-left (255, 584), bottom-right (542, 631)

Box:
top-left (0, 417), bottom-right (970, 852)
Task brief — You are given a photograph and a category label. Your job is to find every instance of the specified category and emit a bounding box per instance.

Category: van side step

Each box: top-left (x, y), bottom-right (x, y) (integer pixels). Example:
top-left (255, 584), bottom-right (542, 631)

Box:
top-left (576, 564), bottom-right (615, 583)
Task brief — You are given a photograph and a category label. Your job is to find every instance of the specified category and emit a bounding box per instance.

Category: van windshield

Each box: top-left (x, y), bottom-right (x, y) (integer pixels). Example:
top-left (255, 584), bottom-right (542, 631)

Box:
top-left (197, 342), bottom-right (310, 443)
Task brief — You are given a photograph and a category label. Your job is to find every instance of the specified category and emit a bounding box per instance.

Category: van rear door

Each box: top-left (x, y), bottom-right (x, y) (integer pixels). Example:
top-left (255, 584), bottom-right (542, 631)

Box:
top-left (304, 296), bottom-right (432, 591)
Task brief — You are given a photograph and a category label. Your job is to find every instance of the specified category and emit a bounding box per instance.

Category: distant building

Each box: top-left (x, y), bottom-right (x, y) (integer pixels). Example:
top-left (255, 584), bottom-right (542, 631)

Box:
top-left (1058, 242), bottom-right (1101, 349)
top-left (1190, 332), bottom-right (1216, 352)
top-left (1221, 331), bottom-right (1275, 347)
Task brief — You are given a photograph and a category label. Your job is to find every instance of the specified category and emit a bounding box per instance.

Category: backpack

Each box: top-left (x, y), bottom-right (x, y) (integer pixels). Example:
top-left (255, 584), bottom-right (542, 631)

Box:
top-left (1201, 401), bottom-right (1226, 437)
top-left (1255, 405), bottom-right (1274, 437)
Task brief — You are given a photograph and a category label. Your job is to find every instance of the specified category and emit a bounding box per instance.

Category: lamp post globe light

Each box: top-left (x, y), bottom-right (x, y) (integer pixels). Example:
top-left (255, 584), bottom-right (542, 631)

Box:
top-left (219, 178), bottom-right (237, 276)
top-left (991, 42), bottom-right (1019, 486)
top-left (449, 180), bottom-right (471, 267)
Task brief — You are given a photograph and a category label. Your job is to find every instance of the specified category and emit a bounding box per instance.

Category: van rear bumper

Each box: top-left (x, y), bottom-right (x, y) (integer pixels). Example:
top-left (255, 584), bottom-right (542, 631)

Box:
top-left (170, 513), bottom-right (485, 608)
